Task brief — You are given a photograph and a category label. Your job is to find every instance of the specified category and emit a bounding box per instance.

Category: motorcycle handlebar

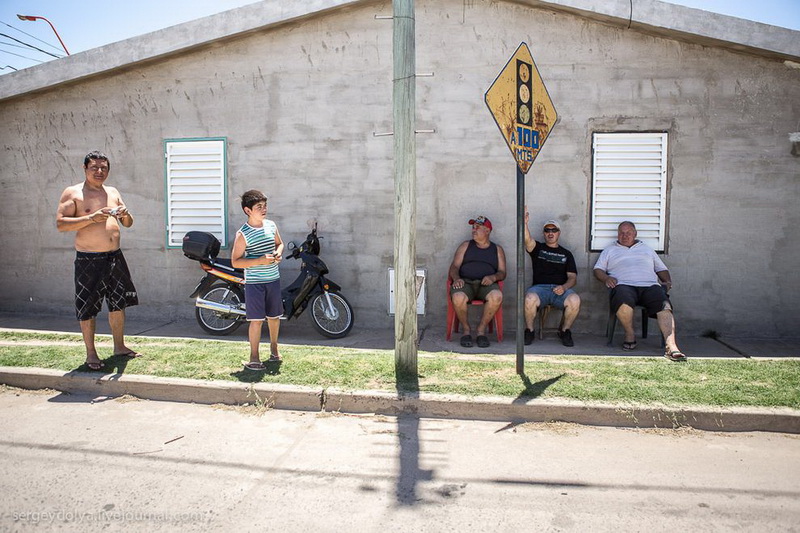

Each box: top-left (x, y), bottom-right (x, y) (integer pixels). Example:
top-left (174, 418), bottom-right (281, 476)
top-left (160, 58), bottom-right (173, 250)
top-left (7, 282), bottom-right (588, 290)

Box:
top-left (287, 229), bottom-right (322, 260)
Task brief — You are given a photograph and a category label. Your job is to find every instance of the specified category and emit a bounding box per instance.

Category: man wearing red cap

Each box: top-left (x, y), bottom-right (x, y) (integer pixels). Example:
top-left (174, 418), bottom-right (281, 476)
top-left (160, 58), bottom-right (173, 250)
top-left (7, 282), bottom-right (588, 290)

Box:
top-left (448, 215), bottom-right (507, 348)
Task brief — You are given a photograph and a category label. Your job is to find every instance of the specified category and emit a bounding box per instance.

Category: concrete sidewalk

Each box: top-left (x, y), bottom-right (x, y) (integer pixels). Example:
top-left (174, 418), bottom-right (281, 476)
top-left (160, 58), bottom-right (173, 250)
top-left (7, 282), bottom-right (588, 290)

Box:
top-left (3, 310), bottom-right (799, 358)
top-left (1, 311), bottom-right (798, 434)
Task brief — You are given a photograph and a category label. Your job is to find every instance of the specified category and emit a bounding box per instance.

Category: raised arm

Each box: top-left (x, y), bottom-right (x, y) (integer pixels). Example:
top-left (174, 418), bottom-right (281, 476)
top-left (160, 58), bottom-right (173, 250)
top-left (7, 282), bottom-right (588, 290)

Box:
top-left (523, 205), bottom-right (536, 252)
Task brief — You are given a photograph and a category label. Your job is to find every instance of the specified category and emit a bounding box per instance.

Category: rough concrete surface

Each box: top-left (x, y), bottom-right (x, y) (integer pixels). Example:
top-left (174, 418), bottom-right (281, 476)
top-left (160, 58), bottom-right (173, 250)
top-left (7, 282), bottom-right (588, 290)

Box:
top-left (1, 312), bottom-right (798, 434)
top-left (1, 366), bottom-right (798, 435)
top-left (0, 388), bottom-right (798, 532)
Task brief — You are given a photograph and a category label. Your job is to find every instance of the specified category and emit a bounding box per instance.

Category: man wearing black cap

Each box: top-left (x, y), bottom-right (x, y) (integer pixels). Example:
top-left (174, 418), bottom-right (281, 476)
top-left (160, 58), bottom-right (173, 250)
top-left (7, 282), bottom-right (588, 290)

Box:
top-left (523, 208), bottom-right (580, 347)
top-left (448, 215), bottom-right (507, 348)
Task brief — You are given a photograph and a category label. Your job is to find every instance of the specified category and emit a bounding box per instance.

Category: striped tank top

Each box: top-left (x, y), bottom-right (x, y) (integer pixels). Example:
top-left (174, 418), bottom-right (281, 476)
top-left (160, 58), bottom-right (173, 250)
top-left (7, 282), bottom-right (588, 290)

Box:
top-left (240, 220), bottom-right (280, 284)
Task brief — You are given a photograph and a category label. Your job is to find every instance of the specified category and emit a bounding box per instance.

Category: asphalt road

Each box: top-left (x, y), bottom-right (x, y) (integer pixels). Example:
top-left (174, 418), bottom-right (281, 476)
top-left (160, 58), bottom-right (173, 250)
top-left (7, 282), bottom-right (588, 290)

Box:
top-left (1, 387), bottom-right (799, 532)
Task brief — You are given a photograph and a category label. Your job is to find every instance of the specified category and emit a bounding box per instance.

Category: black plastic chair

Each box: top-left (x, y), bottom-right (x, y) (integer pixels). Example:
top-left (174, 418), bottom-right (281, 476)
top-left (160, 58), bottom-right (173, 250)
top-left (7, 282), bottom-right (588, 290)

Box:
top-left (606, 306), bottom-right (651, 346)
top-left (606, 285), bottom-right (669, 347)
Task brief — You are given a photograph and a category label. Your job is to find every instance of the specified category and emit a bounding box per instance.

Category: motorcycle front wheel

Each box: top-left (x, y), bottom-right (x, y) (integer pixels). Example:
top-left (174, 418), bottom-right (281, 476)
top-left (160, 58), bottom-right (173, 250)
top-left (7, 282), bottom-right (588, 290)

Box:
top-left (195, 283), bottom-right (245, 336)
top-left (310, 292), bottom-right (354, 339)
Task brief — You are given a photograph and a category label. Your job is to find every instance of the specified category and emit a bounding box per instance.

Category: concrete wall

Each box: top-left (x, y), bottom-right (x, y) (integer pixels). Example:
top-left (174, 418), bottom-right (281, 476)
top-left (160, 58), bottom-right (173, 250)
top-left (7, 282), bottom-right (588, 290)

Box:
top-left (1, 0), bottom-right (798, 336)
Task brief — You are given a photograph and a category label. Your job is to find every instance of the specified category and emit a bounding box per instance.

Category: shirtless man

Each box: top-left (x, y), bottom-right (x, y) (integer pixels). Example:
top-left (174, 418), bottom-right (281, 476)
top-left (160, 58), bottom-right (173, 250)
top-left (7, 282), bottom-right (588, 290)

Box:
top-left (56, 151), bottom-right (140, 370)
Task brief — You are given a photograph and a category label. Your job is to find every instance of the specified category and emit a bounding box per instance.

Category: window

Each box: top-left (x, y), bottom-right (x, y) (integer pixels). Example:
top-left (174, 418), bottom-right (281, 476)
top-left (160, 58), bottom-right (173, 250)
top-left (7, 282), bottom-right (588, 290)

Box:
top-left (164, 138), bottom-right (227, 247)
top-left (590, 132), bottom-right (668, 252)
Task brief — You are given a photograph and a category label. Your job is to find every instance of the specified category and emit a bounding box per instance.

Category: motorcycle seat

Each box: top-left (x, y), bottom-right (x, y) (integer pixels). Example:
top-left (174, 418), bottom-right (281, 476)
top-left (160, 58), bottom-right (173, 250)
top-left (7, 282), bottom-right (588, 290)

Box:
top-left (209, 257), bottom-right (244, 276)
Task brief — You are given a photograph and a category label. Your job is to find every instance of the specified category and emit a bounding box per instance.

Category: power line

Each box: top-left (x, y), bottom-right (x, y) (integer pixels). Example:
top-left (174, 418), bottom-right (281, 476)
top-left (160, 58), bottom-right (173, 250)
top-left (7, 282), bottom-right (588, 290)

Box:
top-left (0, 48), bottom-right (45, 63)
top-left (0, 20), bottom-right (64, 54)
top-left (0, 32), bottom-right (64, 59)
top-left (0, 40), bottom-right (46, 52)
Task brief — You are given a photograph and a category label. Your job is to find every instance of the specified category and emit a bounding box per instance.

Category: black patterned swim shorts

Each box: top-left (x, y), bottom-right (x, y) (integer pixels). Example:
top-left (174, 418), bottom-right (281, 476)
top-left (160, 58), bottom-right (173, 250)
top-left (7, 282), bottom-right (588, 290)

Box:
top-left (74, 249), bottom-right (139, 320)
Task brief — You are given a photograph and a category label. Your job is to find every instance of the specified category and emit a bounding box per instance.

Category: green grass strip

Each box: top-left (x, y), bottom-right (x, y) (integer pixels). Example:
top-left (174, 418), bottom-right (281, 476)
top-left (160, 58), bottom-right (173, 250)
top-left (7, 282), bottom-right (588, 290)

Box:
top-left (1, 331), bottom-right (798, 409)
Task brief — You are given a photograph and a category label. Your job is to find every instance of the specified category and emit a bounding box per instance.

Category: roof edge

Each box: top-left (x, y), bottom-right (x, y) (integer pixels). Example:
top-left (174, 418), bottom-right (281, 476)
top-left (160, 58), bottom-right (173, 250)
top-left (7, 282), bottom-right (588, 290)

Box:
top-left (1, 0), bottom-right (798, 102)
top-left (521, 0), bottom-right (800, 62)
top-left (0, 0), bottom-right (363, 102)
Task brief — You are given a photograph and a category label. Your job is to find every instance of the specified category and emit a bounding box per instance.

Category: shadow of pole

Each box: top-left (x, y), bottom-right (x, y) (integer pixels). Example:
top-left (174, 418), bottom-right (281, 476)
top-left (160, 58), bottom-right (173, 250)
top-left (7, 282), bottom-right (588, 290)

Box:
top-left (394, 370), bottom-right (433, 506)
top-left (487, 373), bottom-right (567, 433)
top-left (513, 373), bottom-right (565, 404)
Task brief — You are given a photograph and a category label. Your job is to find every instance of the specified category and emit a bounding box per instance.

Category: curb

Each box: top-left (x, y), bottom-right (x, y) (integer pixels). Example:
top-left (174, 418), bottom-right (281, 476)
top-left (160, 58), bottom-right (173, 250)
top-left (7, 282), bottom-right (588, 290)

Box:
top-left (2, 367), bottom-right (799, 434)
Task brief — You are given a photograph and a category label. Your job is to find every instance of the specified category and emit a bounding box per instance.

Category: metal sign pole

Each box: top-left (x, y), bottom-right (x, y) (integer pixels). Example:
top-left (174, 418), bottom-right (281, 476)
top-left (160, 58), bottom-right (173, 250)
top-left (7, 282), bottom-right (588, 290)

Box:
top-left (484, 42), bottom-right (557, 376)
top-left (516, 166), bottom-right (525, 374)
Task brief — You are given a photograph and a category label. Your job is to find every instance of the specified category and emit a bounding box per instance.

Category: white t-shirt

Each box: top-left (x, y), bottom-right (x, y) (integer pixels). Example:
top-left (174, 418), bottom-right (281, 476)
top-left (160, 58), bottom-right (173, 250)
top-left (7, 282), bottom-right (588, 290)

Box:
top-left (594, 241), bottom-right (668, 287)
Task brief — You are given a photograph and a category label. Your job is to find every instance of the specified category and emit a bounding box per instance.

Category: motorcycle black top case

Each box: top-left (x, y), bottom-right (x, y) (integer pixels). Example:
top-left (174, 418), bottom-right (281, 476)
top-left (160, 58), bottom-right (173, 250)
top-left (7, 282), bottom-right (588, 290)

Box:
top-left (182, 231), bottom-right (221, 261)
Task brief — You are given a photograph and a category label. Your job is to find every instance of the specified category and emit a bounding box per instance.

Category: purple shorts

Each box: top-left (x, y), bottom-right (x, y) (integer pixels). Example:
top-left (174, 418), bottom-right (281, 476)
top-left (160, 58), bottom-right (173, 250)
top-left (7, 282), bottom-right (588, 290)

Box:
top-left (245, 281), bottom-right (283, 320)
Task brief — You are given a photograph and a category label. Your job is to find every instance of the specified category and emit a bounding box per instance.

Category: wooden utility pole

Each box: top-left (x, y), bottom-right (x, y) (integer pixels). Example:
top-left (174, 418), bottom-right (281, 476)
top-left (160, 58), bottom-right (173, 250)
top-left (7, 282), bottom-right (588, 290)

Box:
top-left (393, 0), bottom-right (418, 377)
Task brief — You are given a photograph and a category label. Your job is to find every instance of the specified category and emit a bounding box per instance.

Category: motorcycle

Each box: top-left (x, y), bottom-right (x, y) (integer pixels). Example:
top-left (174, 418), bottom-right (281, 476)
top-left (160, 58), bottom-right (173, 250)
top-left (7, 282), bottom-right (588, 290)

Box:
top-left (181, 224), bottom-right (354, 338)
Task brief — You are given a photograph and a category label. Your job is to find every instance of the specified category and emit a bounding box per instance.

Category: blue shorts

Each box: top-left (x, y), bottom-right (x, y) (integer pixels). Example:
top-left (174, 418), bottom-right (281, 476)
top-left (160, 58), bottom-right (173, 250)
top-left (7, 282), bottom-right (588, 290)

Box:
top-left (526, 284), bottom-right (574, 309)
top-left (245, 281), bottom-right (283, 320)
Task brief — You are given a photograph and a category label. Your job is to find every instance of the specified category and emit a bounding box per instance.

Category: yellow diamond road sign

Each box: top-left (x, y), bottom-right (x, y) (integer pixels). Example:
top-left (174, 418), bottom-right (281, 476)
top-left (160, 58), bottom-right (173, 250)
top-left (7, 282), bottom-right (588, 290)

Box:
top-left (485, 42), bottom-right (558, 174)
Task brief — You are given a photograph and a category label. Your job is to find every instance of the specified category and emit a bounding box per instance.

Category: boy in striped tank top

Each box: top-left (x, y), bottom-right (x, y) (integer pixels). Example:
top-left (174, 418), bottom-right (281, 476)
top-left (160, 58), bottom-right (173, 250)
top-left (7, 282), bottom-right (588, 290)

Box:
top-left (231, 190), bottom-right (284, 370)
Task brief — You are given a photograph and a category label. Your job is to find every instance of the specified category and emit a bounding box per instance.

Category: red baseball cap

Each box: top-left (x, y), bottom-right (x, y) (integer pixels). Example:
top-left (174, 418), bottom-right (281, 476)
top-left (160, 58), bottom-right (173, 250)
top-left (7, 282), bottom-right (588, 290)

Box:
top-left (468, 215), bottom-right (492, 231)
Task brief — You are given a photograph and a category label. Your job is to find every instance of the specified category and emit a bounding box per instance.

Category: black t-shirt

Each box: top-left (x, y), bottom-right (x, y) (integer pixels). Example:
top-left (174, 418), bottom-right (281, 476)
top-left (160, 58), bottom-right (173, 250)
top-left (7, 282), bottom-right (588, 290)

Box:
top-left (528, 241), bottom-right (577, 285)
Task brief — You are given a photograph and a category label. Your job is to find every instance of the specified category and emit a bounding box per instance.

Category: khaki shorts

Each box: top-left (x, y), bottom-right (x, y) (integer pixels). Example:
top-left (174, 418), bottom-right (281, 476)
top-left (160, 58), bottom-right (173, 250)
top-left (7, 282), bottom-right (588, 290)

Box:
top-left (451, 279), bottom-right (500, 301)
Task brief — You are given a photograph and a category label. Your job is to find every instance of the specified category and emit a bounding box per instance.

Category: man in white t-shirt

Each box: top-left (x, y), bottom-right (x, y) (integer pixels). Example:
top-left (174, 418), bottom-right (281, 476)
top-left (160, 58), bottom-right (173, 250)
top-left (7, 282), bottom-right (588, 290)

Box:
top-left (593, 221), bottom-right (686, 361)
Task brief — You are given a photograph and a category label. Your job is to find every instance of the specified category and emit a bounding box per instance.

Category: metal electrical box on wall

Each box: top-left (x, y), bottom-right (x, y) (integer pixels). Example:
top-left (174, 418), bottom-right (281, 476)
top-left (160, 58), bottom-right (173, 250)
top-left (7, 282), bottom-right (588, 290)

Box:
top-left (388, 268), bottom-right (426, 315)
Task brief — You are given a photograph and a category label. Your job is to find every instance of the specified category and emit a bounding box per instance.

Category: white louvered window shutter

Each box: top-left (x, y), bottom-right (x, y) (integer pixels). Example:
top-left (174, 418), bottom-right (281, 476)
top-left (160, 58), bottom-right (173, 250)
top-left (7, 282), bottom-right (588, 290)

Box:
top-left (590, 132), bottom-right (668, 251)
top-left (165, 138), bottom-right (227, 247)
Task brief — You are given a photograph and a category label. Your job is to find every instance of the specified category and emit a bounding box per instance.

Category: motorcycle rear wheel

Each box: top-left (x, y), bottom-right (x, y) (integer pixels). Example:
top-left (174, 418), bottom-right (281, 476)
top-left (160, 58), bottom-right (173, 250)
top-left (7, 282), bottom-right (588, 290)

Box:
top-left (310, 292), bottom-right (354, 338)
top-left (195, 283), bottom-right (245, 336)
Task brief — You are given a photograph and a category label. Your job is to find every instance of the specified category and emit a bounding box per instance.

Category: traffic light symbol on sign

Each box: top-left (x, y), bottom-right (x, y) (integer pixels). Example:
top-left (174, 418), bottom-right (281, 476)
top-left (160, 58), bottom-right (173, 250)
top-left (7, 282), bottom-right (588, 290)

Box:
top-left (517, 60), bottom-right (532, 126)
top-left (514, 59), bottom-right (538, 164)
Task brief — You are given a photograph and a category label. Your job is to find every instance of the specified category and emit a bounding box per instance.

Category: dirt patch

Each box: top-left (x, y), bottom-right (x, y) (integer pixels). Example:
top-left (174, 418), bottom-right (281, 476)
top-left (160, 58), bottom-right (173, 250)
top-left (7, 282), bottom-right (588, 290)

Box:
top-left (211, 403), bottom-right (271, 416)
top-left (620, 425), bottom-right (722, 437)
top-left (514, 421), bottom-right (587, 435)
top-left (210, 388), bottom-right (275, 416)
top-left (114, 394), bottom-right (143, 403)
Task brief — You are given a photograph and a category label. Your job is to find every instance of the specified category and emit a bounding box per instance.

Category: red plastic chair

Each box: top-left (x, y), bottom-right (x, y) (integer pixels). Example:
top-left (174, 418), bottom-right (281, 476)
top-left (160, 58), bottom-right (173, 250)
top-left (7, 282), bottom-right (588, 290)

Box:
top-left (446, 278), bottom-right (504, 342)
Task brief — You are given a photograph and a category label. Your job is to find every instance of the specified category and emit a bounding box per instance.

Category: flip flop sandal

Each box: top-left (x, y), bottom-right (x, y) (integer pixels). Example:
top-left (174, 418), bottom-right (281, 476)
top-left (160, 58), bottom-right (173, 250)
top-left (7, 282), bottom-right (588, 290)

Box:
top-left (268, 354), bottom-right (282, 362)
top-left (243, 361), bottom-right (266, 370)
top-left (622, 341), bottom-right (638, 351)
top-left (476, 335), bottom-right (490, 348)
top-left (84, 361), bottom-right (104, 371)
top-left (460, 335), bottom-right (473, 348)
top-left (664, 349), bottom-right (687, 362)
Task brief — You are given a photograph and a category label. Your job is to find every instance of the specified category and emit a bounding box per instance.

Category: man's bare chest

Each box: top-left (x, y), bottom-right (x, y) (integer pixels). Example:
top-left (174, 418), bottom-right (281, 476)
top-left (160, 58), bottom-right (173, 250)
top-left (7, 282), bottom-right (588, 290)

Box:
top-left (75, 189), bottom-right (110, 215)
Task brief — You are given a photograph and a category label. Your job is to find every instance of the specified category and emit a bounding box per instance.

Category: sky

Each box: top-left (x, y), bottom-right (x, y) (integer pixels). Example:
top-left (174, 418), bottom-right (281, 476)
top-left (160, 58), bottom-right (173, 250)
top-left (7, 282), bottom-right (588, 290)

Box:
top-left (1, 0), bottom-right (799, 75)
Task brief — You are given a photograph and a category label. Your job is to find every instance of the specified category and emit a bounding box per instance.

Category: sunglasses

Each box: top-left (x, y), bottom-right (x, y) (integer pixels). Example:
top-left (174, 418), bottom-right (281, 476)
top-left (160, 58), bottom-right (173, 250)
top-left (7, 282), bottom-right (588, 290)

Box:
top-left (543, 227), bottom-right (559, 233)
